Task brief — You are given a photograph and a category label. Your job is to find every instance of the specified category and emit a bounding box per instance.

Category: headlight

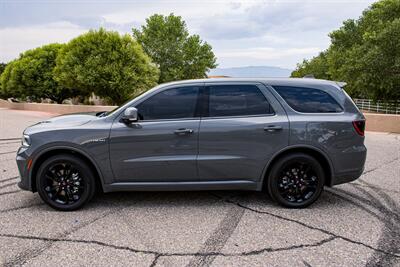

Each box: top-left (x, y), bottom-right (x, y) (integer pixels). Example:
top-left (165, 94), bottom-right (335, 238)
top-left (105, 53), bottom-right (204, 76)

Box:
top-left (22, 134), bottom-right (31, 147)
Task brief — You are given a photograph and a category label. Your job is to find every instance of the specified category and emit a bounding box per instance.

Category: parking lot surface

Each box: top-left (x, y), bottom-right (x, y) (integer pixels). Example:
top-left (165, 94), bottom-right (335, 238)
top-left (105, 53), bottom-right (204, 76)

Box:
top-left (0, 108), bottom-right (399, 266)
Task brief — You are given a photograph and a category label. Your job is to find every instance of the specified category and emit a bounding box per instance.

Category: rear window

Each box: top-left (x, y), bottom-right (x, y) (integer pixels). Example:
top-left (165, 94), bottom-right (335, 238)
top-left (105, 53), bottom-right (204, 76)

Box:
top-left (273, 86), bottom-right (343, 113)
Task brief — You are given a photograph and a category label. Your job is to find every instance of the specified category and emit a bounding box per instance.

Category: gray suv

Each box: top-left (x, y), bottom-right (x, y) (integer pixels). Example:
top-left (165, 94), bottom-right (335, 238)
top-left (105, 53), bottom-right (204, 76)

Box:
top-left (16, 78), bottom-right (367, 211)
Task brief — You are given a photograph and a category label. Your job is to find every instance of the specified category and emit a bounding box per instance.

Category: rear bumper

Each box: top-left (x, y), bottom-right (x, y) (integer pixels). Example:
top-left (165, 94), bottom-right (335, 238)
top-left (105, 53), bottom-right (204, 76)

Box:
top-left (331, 167), bottom-right (364, 186)
top-left (330, 145), bottom-right (367, 186)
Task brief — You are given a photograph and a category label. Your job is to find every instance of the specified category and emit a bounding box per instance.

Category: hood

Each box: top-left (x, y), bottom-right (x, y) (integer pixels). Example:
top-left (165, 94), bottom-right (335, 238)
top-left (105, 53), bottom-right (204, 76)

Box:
top-left (24, 113), bottom-right (98, 134)
top-left (41, 113), bottom-right (96, 126)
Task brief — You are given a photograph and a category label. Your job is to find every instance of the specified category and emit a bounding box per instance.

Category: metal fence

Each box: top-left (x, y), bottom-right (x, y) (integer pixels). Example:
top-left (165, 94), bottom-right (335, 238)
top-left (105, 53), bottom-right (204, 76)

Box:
top-left (353, 99), bottom-right (400, 114)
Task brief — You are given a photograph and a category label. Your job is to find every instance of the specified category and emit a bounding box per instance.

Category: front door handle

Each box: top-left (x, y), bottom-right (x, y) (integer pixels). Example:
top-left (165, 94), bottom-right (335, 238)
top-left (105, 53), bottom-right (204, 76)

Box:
top-left (174, 128), bottom-right (194, 135)
top-left (264, 125), bottom-right (283, 132)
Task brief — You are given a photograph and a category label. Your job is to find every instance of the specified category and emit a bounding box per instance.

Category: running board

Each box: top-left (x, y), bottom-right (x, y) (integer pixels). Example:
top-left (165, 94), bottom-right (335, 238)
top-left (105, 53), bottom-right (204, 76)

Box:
top-left (103, 180), bottom-right (259, 193)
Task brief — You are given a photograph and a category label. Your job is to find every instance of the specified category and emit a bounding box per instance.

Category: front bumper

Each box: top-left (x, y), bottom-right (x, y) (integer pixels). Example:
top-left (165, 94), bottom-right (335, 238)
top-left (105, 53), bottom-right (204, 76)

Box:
top-left (16, 146), bottom-right (33, 191)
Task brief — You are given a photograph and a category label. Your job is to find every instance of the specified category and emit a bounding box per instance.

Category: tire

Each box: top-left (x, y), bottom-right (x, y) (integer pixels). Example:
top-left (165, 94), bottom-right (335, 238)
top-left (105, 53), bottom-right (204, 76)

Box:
top-left (36, 154), bottom-right (96, 211)
top-left (267, 153), bottom-right (325, 208)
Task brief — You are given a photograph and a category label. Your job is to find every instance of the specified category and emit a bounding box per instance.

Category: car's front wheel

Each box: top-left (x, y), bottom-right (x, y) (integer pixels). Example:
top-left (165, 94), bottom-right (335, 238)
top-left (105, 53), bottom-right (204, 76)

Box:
top-left (36, 154), bottom-right (96, 211)
top-left (267, 153), bottom-right (325, 208)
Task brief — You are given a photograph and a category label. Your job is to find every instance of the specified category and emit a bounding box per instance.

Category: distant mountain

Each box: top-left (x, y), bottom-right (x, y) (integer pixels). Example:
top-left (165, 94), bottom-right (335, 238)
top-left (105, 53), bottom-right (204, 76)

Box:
top-left (208, 66), bottom-right (292, 78)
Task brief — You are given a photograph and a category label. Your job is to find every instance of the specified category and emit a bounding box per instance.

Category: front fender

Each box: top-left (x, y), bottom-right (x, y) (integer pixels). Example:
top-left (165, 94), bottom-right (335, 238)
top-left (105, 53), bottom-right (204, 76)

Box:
top-left (28, 142), bottom-right (112, 191)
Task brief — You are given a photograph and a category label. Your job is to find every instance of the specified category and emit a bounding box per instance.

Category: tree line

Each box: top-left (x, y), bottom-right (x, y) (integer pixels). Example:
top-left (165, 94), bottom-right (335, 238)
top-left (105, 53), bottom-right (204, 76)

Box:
top-left (1, 1), bottom-right (398, 105)
top-left (291, 0), bottom-right (400, 102)
top-left (0, 14), bottom-right (217, 105)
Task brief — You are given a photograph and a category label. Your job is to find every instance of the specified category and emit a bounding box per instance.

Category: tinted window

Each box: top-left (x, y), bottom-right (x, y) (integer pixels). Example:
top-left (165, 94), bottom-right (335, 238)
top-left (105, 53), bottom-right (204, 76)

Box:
top-left (136, 86), bottom-right (199, 120)
top-left (208, 85), bottom-right (273, 117)
top-left (273, 86), bottom-right (343, 113)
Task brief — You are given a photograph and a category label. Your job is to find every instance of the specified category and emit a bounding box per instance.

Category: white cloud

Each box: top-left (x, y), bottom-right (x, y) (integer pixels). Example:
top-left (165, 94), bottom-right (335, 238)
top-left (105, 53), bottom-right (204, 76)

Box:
top-left (0, 21), bottom-right (87, 62)
top-left (215, 46), bottom-right (321, 68)
top-left (0, 0), bottom-right (376, 68)
top-left (102, 0), bottom-right (259, 25)
top-left (217, 47), bottom-right (321, 59)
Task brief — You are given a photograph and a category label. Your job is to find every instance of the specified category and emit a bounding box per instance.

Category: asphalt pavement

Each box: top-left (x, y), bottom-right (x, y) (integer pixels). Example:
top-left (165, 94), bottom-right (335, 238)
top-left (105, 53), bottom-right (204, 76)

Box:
top-left (0, 108), bottom-right (399, 267)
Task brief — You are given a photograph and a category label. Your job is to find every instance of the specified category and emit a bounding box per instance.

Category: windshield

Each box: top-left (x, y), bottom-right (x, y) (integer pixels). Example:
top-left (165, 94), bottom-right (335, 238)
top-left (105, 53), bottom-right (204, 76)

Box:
top-left (99, 84), bottom-right (170, 117)
top-left (98, 100), bottom-right (129, 117)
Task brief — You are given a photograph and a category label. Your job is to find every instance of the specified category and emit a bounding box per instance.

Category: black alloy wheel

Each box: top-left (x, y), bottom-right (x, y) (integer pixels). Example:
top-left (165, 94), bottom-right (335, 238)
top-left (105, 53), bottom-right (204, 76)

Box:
top-left (36, 154), bottom-right (95, 211)
top-left (267, 153), bottom-right (325, 208)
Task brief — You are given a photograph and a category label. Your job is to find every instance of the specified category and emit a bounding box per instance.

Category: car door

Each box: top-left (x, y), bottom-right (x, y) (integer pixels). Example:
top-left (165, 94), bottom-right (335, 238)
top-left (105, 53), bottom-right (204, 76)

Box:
top-left (198, 82), bottom-right (289, 182)
top-left (109, 84), bottom-right (202, 182)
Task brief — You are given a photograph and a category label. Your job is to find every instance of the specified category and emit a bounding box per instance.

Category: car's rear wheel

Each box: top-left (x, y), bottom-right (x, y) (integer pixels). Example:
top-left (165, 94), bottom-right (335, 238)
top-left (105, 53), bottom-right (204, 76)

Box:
top-left (36, 154), bottom-right (96, 211)
top-left (267, 153), bottom-right (325, 208)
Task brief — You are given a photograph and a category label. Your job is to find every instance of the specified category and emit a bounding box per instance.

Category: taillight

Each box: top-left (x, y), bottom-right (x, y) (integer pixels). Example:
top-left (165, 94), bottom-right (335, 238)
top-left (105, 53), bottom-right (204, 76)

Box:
top-left (352, 120), bottom-right (365, 136)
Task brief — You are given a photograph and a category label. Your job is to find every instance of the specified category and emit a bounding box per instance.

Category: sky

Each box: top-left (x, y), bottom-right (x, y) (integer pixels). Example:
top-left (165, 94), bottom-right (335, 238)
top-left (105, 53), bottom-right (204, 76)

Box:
top-left (0, 0), bottom-right (376, 69)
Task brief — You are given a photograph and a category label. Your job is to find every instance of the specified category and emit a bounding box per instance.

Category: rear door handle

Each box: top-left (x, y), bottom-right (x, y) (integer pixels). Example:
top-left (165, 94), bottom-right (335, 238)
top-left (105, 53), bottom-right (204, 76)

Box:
top-left (174, 128), bottom-right (194, 135)
top-left (264, 125), bottom-right (283, 132)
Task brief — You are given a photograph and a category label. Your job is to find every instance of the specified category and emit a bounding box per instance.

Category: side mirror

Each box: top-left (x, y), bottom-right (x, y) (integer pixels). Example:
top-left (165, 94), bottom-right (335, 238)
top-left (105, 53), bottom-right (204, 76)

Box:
top-left (122, 107), bottom-right (138, 123)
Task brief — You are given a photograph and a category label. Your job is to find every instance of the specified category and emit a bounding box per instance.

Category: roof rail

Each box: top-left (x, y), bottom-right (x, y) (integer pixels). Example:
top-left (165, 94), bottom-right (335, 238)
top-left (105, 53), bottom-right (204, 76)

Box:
top-left (303, 74), bottom-right (315, 78)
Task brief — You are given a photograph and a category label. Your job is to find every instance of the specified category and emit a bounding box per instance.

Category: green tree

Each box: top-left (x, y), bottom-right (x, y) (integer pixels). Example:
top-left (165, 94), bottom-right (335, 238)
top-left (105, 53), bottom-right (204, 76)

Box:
top-left (0, 63), bottom-right (6, 76)
top-left (292, 0), bottom-right (400, 101)
top-left (0, 61), bottom-right (16, 99)
top-left (0, 44), bottom-right (76, 103)
top-left (0, 63), bottom-right (7, 98)
top-left (291, 51), bottom-right (331, 80)
top-left (133, 13), bottom-right (217, 83)
top-left (54, 28), bottom-right (159, 105)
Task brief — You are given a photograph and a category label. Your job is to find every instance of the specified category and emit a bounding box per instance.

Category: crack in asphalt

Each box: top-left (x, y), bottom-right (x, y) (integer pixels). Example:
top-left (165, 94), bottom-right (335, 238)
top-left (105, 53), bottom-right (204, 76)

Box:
top-left (0, 176), bottom-right (18, 183)
top-left (0, 203), bottom-right (45, 214)
top-left (209, 193), bottom-right (400, 259)
top-left (149, 255), bottom-right (161, 267)
top-left (3, 208), bottom-right (124, 266)
top-left (0, 233), bottom-right (338, 260)
top-left (186, 204), bottom-right (245, 267)
top-left (2, 196), bottom-right (147, 266)
top-left (2, 188), bottom-right (397, 266)
top-left (0, 189), bottom-right (338, 263)
top-left (0, 190), bottom-right (20, 196)
top-left (0, 181), bottom-right (17, 190)
top-left (0, 133), bottom-right (398, 265)
top-left (231, 236), bottom-right (337, 256)
top-left (362, 157), bottom-right (399, 175)
top-left (1, 189), bottom-right (398, 265)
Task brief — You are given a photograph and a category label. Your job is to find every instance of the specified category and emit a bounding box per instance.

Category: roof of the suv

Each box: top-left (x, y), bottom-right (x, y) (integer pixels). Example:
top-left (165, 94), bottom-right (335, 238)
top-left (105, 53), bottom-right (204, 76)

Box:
top-left (161, 78), bottom-right (345, 88)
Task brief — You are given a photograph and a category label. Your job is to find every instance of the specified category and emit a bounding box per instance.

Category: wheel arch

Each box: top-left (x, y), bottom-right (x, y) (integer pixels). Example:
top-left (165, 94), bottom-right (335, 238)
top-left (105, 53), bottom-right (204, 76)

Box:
top-left (260, 145), bottom-right (334, 189)
top-left (30, 146), bottom-right (104, 193)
